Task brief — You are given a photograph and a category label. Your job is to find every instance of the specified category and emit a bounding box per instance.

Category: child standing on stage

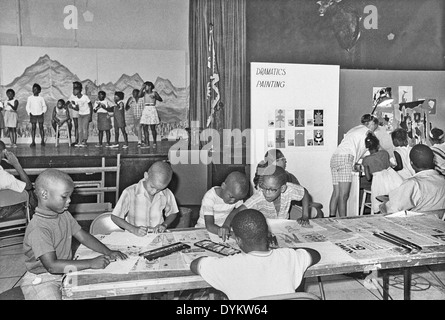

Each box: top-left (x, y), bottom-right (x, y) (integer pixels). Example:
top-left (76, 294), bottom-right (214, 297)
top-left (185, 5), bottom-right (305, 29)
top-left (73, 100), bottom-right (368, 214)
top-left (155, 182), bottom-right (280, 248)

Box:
top-left (126, 89), bottom-right (144, 147)
top-left (139, 81), bottom-right (163, 147)
top-left (51, 99), bottom-right (72, 144)
top-left (111, 91), bottom-right (128, 148)
top-left (361, 132), bottom-right (403, 213)
top-left (391, 128), bottom-right (415, 180)
top-left (67, 82), bottom-right (79, 146)
top-left (3, 89), bottom-right (19, 147)
top-left (93, 91), bottom-right (113, 148)
top-left (26, 83), bottom-right (47, 147)
top-left (67, 82), bottom-right (92, 147)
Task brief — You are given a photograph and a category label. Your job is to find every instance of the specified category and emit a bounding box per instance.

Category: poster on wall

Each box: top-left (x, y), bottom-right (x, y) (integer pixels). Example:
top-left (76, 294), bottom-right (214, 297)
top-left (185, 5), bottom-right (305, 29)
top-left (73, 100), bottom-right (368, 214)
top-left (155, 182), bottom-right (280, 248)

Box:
top-left (0, 45), bottom-right (188, 143)
top-left (398, 86), bottom-right (413, 104)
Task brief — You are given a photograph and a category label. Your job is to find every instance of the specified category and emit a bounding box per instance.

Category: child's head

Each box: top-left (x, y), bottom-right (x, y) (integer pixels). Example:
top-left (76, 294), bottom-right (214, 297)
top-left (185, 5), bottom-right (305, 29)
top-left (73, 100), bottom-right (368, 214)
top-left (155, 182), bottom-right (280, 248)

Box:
top-left (6, 89), bottom-right (15, 99)
top-left (57, 99), bottom-right (65, 108)
top-left (264, 149), bottom-right (286, 169)
top-left (98, 91), bottom-right (106, 101)
top-left (144, 81), bottom-right (155, 91)
top-left (220, 171), bottom-right (249, 204)
top-left (73, 81), bottom-right (82, 95)
top-left (391, 128), bottom-right (408, 147)
top-left (361, 114), bottom-right (379, 132)
top-left (132, 89), bottom-right (140, 99)
top-left (365, 132), bottom-right (380, 152)
top-left (143, 161), bottom-right (173, 196)
top-left (32, 83), bottom-right (41, 95)
top-left (232, 209), bottom-right (269, 252)
top-left (429, 127), bottom-right (444, 145)
top-left (35, 169), bottom-right (75, 214)
top-left (257, 165), bottom-right (288, 202)
top-left (114, 91), bottom-right (124, 103)
top-left (409, 144), bottom-right (435, 172)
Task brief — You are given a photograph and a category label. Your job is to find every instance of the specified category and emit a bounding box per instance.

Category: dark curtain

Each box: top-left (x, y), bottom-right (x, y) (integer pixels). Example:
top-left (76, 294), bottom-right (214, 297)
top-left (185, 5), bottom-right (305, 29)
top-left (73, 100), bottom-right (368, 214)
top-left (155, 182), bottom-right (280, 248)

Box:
top-left (189, 0), bottom-right (247, 134)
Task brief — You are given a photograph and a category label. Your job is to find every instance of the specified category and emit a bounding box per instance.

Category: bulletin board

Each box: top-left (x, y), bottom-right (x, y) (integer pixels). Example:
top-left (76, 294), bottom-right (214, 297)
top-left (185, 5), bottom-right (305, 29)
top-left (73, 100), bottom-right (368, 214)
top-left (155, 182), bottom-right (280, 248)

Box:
top-left (250, 63), bottom-right (340, 215)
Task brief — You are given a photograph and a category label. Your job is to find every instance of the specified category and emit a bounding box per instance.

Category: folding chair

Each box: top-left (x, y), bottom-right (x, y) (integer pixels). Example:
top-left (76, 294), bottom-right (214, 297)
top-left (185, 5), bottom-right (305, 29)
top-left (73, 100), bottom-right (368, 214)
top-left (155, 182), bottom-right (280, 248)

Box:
top-left (251, 292), bottom-right (321, 300)
top-left (55, 122), bottom-right (72, 147)
top-left (89, 212), bottom-right (122, 235)
top-left (0, 189), bottom-right (30, 248)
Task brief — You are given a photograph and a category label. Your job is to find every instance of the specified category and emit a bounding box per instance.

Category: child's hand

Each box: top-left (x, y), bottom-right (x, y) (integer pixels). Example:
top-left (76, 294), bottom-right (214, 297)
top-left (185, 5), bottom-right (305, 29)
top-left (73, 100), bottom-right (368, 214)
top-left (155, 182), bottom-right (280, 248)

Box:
top-left (90, 255), bottom-right (111, 269)
top-left (297, 216), bottom-right (311, 227)
top-left (218, 226), bottom-right (231, 242)
top-left (106, 250), bottom-right (128, 261)
top-left (153, 223), bottom-right (168, 234)
top-left (131, 226), bottom-right (150, 237)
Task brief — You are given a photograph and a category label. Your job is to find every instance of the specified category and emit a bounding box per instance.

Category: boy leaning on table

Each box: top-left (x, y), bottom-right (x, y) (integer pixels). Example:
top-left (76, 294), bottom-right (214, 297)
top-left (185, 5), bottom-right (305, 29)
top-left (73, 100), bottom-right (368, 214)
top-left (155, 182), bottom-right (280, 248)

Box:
top-left (111, 161), bottom-right (179, 236)
top-left (21, 169), bottom-right (127, 300)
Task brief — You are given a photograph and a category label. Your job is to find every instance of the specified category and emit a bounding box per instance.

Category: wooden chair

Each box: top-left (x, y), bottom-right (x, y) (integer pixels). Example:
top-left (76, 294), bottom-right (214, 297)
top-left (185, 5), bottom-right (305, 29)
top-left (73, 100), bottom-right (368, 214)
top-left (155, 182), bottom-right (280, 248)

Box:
top-left (55, 122), bottom-right (72, 147)
top-left (360, 189), bottom-right (373, 215)
top-left (0, 189), bottom-right (30, 248)
top-left (251, 292), bottom-right (321, 300)
top-left (89, 212), bottom-right (122, 235)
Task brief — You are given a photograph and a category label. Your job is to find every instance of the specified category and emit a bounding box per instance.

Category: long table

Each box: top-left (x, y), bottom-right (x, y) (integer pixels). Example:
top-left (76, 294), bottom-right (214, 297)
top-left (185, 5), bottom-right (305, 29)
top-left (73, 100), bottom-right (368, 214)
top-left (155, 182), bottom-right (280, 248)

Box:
top-left (62, 213), bottom-right (445, 300)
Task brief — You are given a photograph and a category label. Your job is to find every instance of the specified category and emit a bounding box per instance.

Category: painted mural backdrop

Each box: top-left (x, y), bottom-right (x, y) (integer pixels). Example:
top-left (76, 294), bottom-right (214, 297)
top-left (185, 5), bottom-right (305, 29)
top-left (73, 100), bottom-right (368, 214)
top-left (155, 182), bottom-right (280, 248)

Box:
top-left (0, 46), bottom-right (189, 143)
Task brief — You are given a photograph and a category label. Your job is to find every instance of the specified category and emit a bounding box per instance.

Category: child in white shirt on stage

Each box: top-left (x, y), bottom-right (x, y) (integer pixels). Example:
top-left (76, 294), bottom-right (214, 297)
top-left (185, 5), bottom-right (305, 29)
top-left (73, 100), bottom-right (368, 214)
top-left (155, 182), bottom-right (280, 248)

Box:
top-left (25, 83), bottom-right (47, 147)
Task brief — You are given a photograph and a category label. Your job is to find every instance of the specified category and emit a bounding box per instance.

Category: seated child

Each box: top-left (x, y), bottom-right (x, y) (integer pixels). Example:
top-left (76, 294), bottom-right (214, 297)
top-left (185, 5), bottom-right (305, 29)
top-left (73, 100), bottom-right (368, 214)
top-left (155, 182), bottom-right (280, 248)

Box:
top-left (391, 128), bottom-right (415, 180)
top-left (226, 166), bottom-right (311, 226)
top-left (190, 208), bottom-right (321, 300)
top-left (51, 99), bottom-right (72, 142)
top-left (361, 132), bottom-right (403, 213)
top-left (380, 144), bottom-right (445, 216)
top-left (21, 169), bottom-right (127, 300)
top-left (429, 127), bottom-right (445, 175)
top-left (111, 161), bottom-right (178, 235)
top-left (195, 171), bottom-right (249, 241)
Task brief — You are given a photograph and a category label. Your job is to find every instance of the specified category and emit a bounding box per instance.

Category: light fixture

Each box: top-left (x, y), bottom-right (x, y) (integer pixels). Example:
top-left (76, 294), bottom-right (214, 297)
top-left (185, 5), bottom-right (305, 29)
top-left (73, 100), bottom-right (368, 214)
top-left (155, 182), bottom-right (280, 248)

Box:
top-left (371, 87), bottom-right (394, 115)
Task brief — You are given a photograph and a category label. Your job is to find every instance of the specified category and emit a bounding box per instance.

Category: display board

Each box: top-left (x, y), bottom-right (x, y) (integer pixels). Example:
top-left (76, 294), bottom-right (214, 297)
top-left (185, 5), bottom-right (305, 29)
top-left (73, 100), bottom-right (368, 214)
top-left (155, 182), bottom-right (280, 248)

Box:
top-left (250, 63), bottom-right (340, 214)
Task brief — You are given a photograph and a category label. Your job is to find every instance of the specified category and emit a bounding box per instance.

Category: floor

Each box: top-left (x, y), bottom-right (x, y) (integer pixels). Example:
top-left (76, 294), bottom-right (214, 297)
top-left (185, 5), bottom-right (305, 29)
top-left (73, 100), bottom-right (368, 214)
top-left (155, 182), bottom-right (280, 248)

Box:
top-left (1, 232), bottom-right (445, 300)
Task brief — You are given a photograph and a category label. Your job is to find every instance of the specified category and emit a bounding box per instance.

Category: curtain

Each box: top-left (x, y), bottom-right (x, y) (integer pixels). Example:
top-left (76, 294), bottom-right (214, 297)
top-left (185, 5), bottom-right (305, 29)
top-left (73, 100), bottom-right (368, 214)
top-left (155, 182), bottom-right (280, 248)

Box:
top-left (189, 0), bottom-right (247, 133)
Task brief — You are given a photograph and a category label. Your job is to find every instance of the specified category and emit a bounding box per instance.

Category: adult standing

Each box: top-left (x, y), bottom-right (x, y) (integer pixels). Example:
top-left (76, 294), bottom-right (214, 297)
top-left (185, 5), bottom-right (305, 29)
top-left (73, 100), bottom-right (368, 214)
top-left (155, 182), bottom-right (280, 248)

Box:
top-left (329, 114), bottom-right (379, 217)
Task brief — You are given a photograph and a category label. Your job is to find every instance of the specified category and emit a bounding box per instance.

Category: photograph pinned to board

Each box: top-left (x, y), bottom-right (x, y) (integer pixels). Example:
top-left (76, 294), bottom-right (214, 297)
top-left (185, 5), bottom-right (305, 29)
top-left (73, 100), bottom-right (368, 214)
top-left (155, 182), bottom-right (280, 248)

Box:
top-left (286, 109), bottom-right (295, 127)
top-left (295, 109), bottom-right (305, 127)
top-left (267, 129), bottom-right (275, 148)
top-left (314, 110), bottom-right (324, 127)
top-left (287, 130), bottom-right (295, 147)
top-left (276, 130), bottom-right (286, 148)
top-left (295, 130), bottom-right (305, 147)
top-left (398, 86), bottom-right (413, 104)
top-left (275, 109), bottom-right (286, 128)
top-left (314, 129), bottom-right (324, 146)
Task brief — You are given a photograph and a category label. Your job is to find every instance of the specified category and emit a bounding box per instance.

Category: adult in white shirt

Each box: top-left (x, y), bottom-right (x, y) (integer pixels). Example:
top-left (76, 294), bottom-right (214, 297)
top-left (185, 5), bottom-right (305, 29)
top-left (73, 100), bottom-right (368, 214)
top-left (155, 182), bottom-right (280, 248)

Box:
top-left (190, 208), bottom-right (321, 300)
top-left (0, 140), bottom-right (34, 220)
top-left (329, 114), bottom-right (379, 217)
top-left (25, 83), bottom-right (47, 147)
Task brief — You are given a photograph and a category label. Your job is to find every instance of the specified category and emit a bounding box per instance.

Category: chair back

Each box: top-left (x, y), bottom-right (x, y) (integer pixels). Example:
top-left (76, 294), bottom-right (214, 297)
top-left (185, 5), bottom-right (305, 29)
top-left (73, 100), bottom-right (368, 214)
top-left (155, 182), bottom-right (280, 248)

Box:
top-left (0, 189), bottom-right (30, 222)
top-left (89, 213), bottom-right (122, 235)
top-left (251, 292), bottom-right (321, 300)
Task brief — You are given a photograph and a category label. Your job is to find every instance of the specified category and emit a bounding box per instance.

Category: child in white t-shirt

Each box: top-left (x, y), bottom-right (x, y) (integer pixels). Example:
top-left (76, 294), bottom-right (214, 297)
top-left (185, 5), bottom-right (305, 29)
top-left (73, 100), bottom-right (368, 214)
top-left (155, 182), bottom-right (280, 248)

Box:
top-left (195, 171), bottom-right (249, 241)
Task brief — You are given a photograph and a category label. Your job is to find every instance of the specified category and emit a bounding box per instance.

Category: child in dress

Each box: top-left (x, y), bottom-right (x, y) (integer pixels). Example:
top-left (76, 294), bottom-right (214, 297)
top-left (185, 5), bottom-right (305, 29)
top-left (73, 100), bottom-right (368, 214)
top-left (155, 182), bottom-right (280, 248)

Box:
top-left (139, 81), bottom-right (163, 147)
top-left (111, 91), bottom-right (128, 148)
top-left (391, 128), bottom-right (415, 180)
top-left (51, 99), bottom-right (72, 144)
top-left (93, 91), bottom-right (113, 148)
top-left (25, 83), bottom-right (47, 147)
top-left (4, 89), bottom-right (19, 147)
top-left (195, 171), bottom-right (249, 241)
top-left (126, 89), bottom-right (143, 147)
top-left (361, 132), bottom-right (403, 213)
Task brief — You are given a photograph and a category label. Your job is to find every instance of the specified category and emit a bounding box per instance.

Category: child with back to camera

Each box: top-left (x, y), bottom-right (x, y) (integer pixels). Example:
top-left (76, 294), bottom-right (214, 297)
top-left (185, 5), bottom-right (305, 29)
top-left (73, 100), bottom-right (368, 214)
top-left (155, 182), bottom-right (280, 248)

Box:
top-left (190, 208), bottom-right (321, 300)
top-left (391, 128), bottom-right (415, 180)
top-left (429, 127), bottom-right (445, 175)
top-left (20, 169), bottom-right (127, 300)
top-left (361, 132), bottom-right (403, 213)
top-left (195, 171), bottom-right (249, 241)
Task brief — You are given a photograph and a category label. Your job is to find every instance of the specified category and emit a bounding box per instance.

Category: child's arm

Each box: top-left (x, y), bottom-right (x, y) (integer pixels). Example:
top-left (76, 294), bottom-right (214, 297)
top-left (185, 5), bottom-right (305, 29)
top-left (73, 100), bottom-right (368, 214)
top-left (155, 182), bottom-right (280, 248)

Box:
top-left (154, 91), bottom-right (163, 102)
top-left (190, 257), bottom-right (205, 275)
top-left (38, 251), bottom-right (112, 274)
top-left (393, 150), bottom-right (403, 171)
top-left (204, 215), bottom-right (231, 241)
top-left (88, 102), bottom-right (93, 122)
top-left (41, 97), bottom-right (47, 114)
top-left (9, 100), bottom-right (19, 111)
top-left (111, 214), bottom-right (151, 236)
top-left (51, 107), bottom-right (58, 123)
top-left (297, 247), bottom-right (321, 268)
top-left (74, 229), bottom-right (128, 261)
top-left (363, 164), bottom-right (372, 181)
top-left (153, 212), bottom-right (177, 234)
top-left (221, 204), bottom-right (246, 230)
top-left (296, 188), bottom-right (310, 226)
top-left (125, 97), bottom-right (132, 111)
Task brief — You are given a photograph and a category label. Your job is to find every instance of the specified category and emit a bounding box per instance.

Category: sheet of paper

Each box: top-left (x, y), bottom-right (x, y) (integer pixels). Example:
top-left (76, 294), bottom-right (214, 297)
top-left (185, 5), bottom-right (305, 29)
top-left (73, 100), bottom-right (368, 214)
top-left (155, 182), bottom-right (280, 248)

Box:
top-left (292, 241), bottom-right (357, 265)
top-left (100, 231), bottom-right (158, 247)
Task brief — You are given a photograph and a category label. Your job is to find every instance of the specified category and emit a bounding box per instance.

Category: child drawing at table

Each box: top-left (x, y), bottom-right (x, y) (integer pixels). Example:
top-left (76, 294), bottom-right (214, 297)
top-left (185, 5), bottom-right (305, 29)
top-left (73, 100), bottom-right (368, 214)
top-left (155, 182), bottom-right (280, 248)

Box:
top-left (391, 128), bottom-right (415, 180)
top-left (111, 161), bottom-right (179, 235)
top-left (195, 171), bottom-right (249, 241)
top-left (225, 166), bottom-right (312, 227)
top-left (4, 89), bottom-right (19, 147)
top-left (190, 208), bottom-right (321, 300)
top-left (21, 169), bottom-right (127, 300)
top-left (361, 132), bottom-right (403, 213)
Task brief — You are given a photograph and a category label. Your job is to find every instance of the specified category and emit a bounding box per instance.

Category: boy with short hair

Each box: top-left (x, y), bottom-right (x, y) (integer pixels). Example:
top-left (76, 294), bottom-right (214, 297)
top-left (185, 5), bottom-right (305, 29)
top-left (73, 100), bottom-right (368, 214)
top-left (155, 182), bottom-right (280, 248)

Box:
top-left (67, 82), bottom-right (93, 147)
top-left (111, 161), bottom-right (178, 235)
top-left (190, 209), bottom-right (321, 300)
top-left (225, 165), bottom-right (311, 227)
top-left (21, 169), bottom-right (127, 300)
top-left (195, 171), bottom-right (249, 241)
top-left (25, 83), bottom-right (47, 147)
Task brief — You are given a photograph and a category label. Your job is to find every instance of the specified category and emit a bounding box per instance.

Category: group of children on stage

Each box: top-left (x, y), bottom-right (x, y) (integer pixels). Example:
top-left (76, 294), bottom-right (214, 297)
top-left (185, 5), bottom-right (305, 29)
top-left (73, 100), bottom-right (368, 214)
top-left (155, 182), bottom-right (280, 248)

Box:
top-left (0, 80), bottom-right (163, 148)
